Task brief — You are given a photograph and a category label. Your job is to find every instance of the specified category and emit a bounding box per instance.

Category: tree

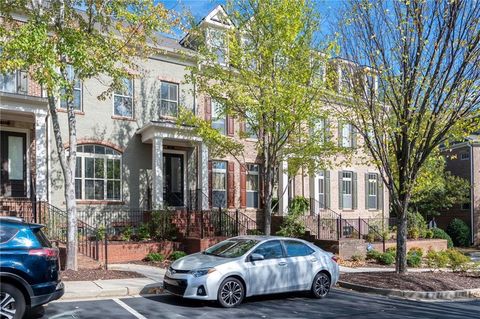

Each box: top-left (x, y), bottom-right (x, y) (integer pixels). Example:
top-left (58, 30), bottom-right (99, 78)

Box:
top-left (336, 0), bottom-right (480, 273)
top-left (411, 150), bottom-right (470, 220)
top-left (179, 0), bottom-right (339, 235)
top-left (0, 0), bottom-right (172, 270)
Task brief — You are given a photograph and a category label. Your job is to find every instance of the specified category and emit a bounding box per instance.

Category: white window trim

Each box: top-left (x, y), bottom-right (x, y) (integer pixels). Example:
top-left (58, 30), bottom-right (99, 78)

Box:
top-left (212, 160), bottom-right (227, 208)
top-left (342, 171), bottom-right (353, 209)
top-left (160, 81), bottom-right (179, 117)
top-left (112, 78), bottom-right (134, 118)
top-left (367, 172), bottom-right (378, 210)
top-left (75, 146), bottom-right (122, 201)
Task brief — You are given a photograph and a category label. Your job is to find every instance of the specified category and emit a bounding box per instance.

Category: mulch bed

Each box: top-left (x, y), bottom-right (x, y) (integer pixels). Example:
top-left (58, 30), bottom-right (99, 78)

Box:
top-left (128, 260), bottom-right (171, 268)
top-left (61, 269), bottom-right (146, 281)
top-left (341, 271), bottom-right (480, 291)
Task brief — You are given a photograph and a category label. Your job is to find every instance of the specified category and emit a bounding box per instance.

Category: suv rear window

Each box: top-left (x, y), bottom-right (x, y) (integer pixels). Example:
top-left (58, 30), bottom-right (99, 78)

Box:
top-left (0, 226), bottom-right (18, 244)
top-left (33, 228), bottom-right (52, 248)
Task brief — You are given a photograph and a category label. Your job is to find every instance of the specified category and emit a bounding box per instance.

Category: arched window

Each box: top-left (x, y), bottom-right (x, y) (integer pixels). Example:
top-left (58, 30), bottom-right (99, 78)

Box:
top-left (74, 144), bottom-right (122, 201)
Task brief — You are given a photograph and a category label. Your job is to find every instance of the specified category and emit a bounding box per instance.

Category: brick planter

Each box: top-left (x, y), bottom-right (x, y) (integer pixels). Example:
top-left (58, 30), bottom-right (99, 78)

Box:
top-left (95, 240), bottom-right (182, 263)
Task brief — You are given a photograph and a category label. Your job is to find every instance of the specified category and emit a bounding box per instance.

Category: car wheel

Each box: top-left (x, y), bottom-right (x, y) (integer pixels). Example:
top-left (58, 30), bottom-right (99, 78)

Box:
top-left (217, 277), bottom-right (245, 308)
top-left (1, 283), bottom-right (26, 319)
top-left (311, 272), bottom-right (331, 299)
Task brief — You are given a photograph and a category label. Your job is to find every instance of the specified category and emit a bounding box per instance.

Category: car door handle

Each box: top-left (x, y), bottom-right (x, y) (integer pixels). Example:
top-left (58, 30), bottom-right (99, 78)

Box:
top-left (310, 258), bottom-right (318, 263)
top-left (278, 262), bottom-right (287, 267)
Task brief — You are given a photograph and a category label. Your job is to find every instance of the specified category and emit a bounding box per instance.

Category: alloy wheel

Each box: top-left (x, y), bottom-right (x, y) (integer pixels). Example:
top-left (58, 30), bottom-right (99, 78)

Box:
top-left (314, 273), bottom-right (331, 297)
top-left (0, 292), bottom-right (16, 319)
top-left (220, 280), bottom-right (243, 307)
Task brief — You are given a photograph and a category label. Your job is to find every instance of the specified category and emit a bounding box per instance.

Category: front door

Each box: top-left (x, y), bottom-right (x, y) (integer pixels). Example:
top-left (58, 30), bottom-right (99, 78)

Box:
top-left (0, 131), bottom-right (27, 197)
top-left (163, 153), bottom-right (184, 207)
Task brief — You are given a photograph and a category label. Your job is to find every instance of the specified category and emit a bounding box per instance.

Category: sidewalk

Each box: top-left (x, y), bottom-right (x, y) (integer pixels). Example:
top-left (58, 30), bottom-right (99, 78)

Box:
top-left (61, 264), bottom-right (165, 300)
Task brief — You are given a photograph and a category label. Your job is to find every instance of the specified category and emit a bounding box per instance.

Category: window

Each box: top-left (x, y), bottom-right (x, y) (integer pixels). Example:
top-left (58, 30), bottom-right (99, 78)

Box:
top-left (342, 171), bottom-right (353, 209)
top-left (461, 152), bottom-right (470, 160)
top-left (0, 226), bottom-right (18, 244)
top-left (212, 100), bottom-right (226, 135)
top-left (60, 65), bottom-right (82, 110)
top-left (74, 144), bottom-right (122, 200)
top-left (252, 240), bottom-right (284, 260)
top-left (312, 118), bottom-right (327, 143)
top-left (208, 28), bottom-right (227, 65)
top-left (245, 110), bottom-right (257, 139)
top-left (0, 70), bottom-right (27, 94)
top-left (283, 240), bottom-right (314, 257)
top-left (212, 161), bottom-right (227, 208)
top-left (247, 164), bottom-right (260, 208)
top-left (318, 171), bottom-right (325, 209)
top-left (204, 238), bottom-right (259, 258)
top-left (367, 173), bottom-right (378, 209)
top-left (113, 77), bottom-right (133, 117)
top-left (341, 66), bottom-right (352, 92)
top-left (340, 123), bottom-right (354, 148)
top-left (160, 81), bottom-right (178, 117)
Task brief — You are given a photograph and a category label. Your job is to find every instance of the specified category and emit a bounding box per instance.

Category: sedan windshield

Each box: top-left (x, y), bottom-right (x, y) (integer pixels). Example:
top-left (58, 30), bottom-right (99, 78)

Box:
top-left (204, 239), bottom-right (259, 258)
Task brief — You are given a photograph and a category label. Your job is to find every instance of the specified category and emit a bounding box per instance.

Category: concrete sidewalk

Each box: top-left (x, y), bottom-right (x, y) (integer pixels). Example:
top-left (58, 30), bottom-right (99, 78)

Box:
top-left (61, 264), bottom-right (165, 300)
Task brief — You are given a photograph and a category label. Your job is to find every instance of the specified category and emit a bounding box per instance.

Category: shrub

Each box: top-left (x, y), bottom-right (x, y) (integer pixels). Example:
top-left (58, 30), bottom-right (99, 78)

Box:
top-left (366, 249), bottom-right (381, 260)
top-left (377, 252), bottom-right (395, 265)
top-left (366, 232), bottom-right (376, 243)
top-left (121, 226), bottom-right (133, 241)
top-left (385, 246), bottom-right (396, 256)
top-left (169, 251), bottom-right (187, 261)
top-left (426, 249), bottom-right (450, 269)
top-left (276, 196), bottom-right (309, 237)
top-left (446, 219), bottom-right (470, 247)
top-left (97, 226), bottom-right (106, 240)
top-left (145, 252), bottom-right (165, 262)
top-left (425, 229), bottom-right (434, 239)
top-left (445, 249), bottom-right (470, 272)
top-left (431, 228), bottom-right (454, 248)
top-left (351, 253), bottom-right (365, 262)
top-left (407, 247), bottom-right (423, 268)
top-left (407, 212), bottom-right (428, 238)
top-left (137, 223), bottom-right (150, 241)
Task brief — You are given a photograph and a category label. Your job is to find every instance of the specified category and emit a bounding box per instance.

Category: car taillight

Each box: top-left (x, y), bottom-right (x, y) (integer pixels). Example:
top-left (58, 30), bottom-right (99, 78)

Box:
top-left (331, 256), bottom-right (339, 263)
top-left (29, 248), bottom-right (59, 259)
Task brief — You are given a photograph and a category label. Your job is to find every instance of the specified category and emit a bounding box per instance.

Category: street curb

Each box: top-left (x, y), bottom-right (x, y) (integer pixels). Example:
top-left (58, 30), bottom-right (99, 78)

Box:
top-left (338, 281), bottom-right (480, 300)
top-left (61, 283), bottom-right (164, 300)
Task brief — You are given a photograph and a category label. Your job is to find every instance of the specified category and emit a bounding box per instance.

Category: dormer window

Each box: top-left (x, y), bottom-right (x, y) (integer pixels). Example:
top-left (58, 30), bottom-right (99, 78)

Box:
top-left (208, 28), bottom-right (227, 65)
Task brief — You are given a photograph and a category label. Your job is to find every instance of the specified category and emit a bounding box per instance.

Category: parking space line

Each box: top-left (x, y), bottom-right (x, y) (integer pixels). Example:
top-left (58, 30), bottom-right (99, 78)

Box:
top-left (113, 298), bottom-right (148, 319)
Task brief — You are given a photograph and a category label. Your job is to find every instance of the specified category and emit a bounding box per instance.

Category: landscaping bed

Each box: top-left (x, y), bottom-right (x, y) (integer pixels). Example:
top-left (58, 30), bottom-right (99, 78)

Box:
top-left (61, 269), bottom-right (145, 281)
top-left (128, 260), bottom-right (171, 268)
top-left (340, 271), bottom-right (480, 291)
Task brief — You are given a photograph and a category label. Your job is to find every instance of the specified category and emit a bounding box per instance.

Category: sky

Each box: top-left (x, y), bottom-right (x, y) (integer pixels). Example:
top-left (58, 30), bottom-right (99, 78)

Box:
top-left (158, 0), bottom-right (343, 39)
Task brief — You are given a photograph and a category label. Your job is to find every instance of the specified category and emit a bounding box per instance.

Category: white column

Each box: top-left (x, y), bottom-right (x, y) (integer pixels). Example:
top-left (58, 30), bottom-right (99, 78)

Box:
top-left (278, 161), bottom-right (289, 215)
top-left (309, 175), bottom-right (319, 215)
top-left (198, 142), bottom-right (209, 210)
top-left (35, 111), bottom-right (48, 201)
top-left (152, 134), bottom-right (164, 209)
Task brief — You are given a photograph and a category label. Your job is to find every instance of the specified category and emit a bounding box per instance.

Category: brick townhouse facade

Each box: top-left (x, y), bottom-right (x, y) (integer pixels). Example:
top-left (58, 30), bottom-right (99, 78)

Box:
top-left (0, 6), bottom-right (389, 228)
top-left (442, 134), bottom-right (480, 245)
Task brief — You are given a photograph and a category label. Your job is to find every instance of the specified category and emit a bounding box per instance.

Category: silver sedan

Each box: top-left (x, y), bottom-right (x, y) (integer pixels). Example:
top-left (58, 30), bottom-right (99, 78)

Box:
top-left (163, 236), bottom-right (339, 307)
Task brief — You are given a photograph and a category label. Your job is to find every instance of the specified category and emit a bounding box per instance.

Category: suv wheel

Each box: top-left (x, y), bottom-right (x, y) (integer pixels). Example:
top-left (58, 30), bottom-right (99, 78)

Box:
top-left (311, 272), bottom-right (331, 299)
top-left (1, 283), bottom-right (26, 319)
top-left (217, 277), bottom-right (245, 308)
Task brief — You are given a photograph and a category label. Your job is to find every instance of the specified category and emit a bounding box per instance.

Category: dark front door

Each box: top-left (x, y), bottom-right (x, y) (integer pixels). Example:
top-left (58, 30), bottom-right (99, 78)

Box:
top-left (0, 131), bottom-right (27, 197)
top-left (163, 153), bottom-right (184, 207)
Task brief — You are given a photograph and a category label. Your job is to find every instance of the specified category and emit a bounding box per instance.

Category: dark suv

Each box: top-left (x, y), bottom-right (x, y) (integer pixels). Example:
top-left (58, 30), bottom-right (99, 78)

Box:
top-left (0, 217), bottom-right (64, 319)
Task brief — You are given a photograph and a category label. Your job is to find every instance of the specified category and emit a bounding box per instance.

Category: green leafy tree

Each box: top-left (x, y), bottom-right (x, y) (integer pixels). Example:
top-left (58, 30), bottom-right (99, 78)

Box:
top-left (0, 1), bottom-right (173, 270)
top-left (411, 150), bottom-right (470, 220)
top-left (179, 0), bottom-right (340, 234)
top-left (336, 0), bottom-right (480, 273)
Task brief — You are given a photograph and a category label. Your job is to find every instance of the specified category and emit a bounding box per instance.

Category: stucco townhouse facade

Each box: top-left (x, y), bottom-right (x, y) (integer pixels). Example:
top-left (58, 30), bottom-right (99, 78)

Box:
top-left (0, 6), bottom-right (389, 229)
top-left (442, 133), bottom-right (480, 245)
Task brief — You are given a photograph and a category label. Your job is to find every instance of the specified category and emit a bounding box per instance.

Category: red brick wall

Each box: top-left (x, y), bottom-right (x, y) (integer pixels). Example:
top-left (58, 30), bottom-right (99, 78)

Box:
top-left (95, 241), bottom-right (182, 263)
top-left (181, 237), bottom-right (227, 254)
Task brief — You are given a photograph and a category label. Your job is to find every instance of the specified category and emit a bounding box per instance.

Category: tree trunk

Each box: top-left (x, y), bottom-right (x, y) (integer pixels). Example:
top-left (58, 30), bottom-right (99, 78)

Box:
top-left (393, 197), bottom-right (410, 274)
top-left (48, 95), bottom-right (78, 270)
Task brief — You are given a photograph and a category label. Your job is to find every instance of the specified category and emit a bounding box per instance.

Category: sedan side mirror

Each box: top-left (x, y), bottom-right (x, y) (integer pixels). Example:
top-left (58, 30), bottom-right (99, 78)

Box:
top-left (250, 253), bottom-right (265, 262)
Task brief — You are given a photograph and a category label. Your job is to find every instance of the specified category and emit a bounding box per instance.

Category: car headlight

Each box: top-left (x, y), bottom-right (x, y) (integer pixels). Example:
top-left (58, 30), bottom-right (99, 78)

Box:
top-left (189, 268), bottom-right (216, 277)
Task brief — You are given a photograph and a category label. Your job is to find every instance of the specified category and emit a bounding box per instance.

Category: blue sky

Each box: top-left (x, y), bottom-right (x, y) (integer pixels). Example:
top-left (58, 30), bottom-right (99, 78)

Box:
top-left (158, 0), bottom-right (343, 39)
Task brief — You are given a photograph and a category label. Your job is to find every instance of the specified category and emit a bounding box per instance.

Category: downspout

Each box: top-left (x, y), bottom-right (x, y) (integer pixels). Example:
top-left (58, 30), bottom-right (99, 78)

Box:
top-left (470, 143), bottom-right (475, 244)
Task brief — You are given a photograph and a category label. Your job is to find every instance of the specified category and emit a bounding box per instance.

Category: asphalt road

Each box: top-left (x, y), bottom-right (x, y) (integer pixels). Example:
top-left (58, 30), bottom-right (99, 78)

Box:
top-left (32, 289), bottom-right (480, 319)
